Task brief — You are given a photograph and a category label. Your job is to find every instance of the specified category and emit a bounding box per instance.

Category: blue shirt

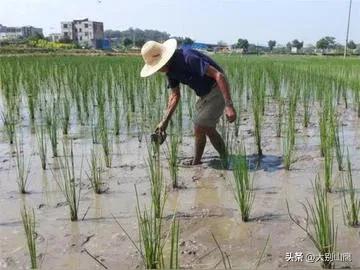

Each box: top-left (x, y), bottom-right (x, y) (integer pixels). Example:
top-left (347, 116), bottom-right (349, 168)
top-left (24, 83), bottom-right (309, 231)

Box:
top-left (166, 48), bottom-right (224, 97)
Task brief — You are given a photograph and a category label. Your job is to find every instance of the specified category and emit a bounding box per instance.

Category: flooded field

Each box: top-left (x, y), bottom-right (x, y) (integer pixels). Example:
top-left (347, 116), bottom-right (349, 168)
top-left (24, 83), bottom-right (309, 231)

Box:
top-left (0, 55), bottom-right (360, 269)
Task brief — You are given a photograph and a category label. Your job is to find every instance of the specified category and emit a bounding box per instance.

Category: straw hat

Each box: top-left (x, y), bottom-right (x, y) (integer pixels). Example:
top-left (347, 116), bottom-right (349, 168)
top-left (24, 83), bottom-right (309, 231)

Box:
top-left (140, 39), bottom-right (177, 77)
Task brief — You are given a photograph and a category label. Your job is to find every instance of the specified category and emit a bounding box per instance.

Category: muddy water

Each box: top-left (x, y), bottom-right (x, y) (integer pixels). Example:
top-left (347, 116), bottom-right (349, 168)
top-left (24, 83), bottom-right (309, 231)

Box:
top-left (1, 105), bottom-right (360, 269)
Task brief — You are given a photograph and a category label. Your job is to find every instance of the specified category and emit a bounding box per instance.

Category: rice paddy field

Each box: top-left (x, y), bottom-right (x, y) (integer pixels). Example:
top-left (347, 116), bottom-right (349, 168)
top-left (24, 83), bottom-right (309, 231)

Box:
top-left (0, 54), bottom-right (360, 269)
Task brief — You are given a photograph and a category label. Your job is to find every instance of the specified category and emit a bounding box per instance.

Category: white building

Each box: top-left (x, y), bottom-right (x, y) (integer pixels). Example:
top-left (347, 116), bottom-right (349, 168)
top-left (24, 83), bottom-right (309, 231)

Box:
top-left (48, 33), bottom-right (62, 42)
top-left (0, 25), bottom-right (43, 40)
top-left (61, 18), bottom-right (104, 48)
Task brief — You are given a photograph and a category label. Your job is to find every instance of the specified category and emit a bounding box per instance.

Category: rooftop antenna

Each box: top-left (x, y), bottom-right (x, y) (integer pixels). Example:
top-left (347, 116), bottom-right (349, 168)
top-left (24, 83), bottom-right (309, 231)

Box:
top-left (344, 0), bottom-right (352, 58)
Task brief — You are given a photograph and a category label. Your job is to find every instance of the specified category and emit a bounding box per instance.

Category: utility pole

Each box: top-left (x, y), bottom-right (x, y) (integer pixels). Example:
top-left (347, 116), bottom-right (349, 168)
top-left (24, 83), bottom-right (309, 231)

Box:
top-left (344, 0), bottom-right (352, 58)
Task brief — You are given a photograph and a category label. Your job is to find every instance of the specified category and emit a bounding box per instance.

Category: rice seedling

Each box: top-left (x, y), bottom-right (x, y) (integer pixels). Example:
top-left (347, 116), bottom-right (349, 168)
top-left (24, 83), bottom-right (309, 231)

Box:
top-left (90, 107), bottom-right (99, 144)
top-left (283, 85), bottom-right (298, 170)
top-left (61, 94), bottom-right (71, 135)
top-left (276, 98), bottom-right (284, 138)
top-left (45, 102), bottom-right (59, 157)
top-left (113, 185), bottom-right (166, 269)
top-left (332, 118), bottom-right (344, 171)
top-left (20, 206), bottom-right (37, 269)
top-left (250, 67), bottom-right (265, 156)
top-left (231, 143), bottom-right (254, 222)
top-left (323, 126), bottom-right (334, 193)
top-left (211, 232), bottom-right (232, 269)
top-left (86, 148), bottom-right (104, 194)
top-left (53, 141), bottom-right (82, 221)
top-left (287, 175), bottom-right (337, 269)
top-left (166, 134), bottom-right (180, 188)
top-left (113, 90), bottom-right (121, 136)
top-left (35, 122), bottom-right (47, 170)
top-left (1, 109), bottom-right (16, 144)
top-left (302, 82), bottom-right (312, 128)
top-left (148, 143), bottom-right (166, 219)
top-left (169, 217), bottom-right (180, 269)
top-left (14, 135), bottom-right (32, 194)
top-left (99, 125), bottom-right (112, 168)
top-left (341, 150), bottom-right (360, 227)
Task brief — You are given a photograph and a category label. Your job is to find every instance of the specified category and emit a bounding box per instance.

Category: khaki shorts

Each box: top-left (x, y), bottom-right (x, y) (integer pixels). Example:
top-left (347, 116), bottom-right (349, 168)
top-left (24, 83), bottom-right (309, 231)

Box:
top-left (193, 85), bottom-right (225, 128)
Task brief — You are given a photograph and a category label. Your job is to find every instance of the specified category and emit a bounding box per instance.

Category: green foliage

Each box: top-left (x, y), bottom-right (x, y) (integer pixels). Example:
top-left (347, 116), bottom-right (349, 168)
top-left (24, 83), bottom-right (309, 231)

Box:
top-left (342, 150), bottom-right (360, 227)
top-left (53, 141), bottom-right (82, 221)
top-left (15, 135), bottom-right (32, 193)
top-left (287, 175), bottom-right (337, 269)
top-left (232, 143), bottom-right (254, 222)
top-left (21, 206), bottom-right (37, 269)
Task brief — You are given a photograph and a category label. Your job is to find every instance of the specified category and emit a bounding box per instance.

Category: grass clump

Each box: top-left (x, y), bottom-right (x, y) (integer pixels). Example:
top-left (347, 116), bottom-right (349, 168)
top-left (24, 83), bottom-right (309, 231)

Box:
top-left (54, 141), bottom-right (82, 221)
top-left (231, 143), bottom-right (254, 222)
top-left (341, 150), bottom-right (360, 227)
top-left (86, 148), bottom-right (105, 194)
top-left (36, 123), bottom-right (47, 170)
top-left (21, 206), bottom-right (37, 269)
top-left (113, 186), bottom-right (180, 269)
top-left (166, 134), bottom-right (180, 188)
top-left (15, 135), bottom-right (31, 194)
top-left (1, 109), bottom-right (16, 144)
top-left (287, 175), bottom-right (337, 269)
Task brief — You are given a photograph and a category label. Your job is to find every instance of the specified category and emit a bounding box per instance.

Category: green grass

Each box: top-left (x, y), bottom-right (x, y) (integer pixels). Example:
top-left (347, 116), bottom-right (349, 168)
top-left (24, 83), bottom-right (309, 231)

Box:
top-left (15, 135), bottom-right (31, 194)
top-left (35, 122), bottom-right (47, 170)
top-left (86, 148), bottom-right (104, 194)
top-left (231, 143), bottom-right (254, 222)
top-left (341, 150), bottom-right (360, 227)
top-left (1, 109), bottom-right (16, 144)
top-left (166, 134), bottom-right (180, 188)
top-left (113, 185), bottom-right (179, 269)
top-left (21, 206), bottom-right (37, 269)
top-left (287, 175), bottom-right (337, 269)
top-left (53, 141), bottom-right (82, 221)
top-left (45, 101), bottom-right (59, 157)
top-left (148, 143), bottom-right (166, 219)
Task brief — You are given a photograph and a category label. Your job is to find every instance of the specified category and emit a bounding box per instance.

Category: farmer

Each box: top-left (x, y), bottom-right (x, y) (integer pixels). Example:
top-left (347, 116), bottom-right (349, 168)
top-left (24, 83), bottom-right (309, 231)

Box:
top-left (140, 39), bottom-right (236, 165)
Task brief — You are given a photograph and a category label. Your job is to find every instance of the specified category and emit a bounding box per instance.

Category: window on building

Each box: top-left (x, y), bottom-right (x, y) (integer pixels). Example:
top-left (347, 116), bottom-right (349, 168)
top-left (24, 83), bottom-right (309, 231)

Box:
top-left (85, 32), bottom-right (88, 37)
top-left (63, 24), bottom-right (68, 28)
top-left (80, 36), bottom-right (82, 41)
top-left (85, 23), bottom-right (88, 28)
top-left (79, 28), bottom-right (82, 33)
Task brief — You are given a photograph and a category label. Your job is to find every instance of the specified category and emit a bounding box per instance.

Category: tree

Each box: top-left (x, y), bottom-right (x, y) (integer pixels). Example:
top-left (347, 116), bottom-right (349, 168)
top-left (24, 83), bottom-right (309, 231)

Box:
top-left (292, 39), bottom-right (304, 50)
top-left (348, 40), bottom-right (357, 50)
top-left (236, 38), bottom-right (249, 52)
top-left (217, 40), bottom-right (228, 46)
top-left (183, 37), bottom-right (194, 45)
top-left (268, 40), bottom-right (276, 51)
top-left (286, 42), bottom-right (292, 51)
top-left (123, 38), bottom-right (133, 47)
top-left (135, 39), bottom-right (145, 48)
top-left (316, 36), bottom-right (336, 50)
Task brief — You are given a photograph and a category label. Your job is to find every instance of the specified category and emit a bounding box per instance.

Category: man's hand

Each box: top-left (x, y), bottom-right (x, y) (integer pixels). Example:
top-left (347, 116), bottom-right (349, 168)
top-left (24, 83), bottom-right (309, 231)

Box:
top-left (225, 105), bottom-right (236, 123)
top-left (156, 119), bottom-right (168, 132)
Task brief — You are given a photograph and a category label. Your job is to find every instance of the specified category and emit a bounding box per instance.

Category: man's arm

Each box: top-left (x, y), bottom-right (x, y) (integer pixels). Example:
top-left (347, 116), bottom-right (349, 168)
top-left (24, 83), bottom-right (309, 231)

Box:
top-left (205, 65), bottom-right (236, 123)
top-left (157, 86), bottom-right (181, 131)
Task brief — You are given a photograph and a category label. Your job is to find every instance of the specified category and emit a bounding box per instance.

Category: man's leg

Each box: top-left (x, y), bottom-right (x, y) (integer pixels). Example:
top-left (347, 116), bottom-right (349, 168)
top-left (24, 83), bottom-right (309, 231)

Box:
top-left (193, 125), bottom-right (207, 165)
top-left (205, 127), bottom-right (227, 159)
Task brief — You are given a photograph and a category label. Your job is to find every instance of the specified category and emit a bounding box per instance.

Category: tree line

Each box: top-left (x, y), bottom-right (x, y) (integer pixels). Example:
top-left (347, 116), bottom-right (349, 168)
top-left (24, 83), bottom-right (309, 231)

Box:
top-left (104, 27), bottom-right (194, 48)
top-left (234, 36), bottom-right (359, 53)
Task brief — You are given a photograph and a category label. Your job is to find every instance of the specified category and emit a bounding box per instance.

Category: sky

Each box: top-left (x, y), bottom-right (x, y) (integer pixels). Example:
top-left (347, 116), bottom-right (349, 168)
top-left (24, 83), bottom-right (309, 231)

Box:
top-left (0, 0), bottom-right (359, 46)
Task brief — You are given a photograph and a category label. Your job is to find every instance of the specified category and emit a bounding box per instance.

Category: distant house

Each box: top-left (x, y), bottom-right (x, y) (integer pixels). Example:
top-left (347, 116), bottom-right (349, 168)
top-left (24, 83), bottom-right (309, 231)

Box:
top-left (61, 18), bottom-right (104, 48)
top-left (48, 33), bottom-right (62, 42)
top-left (291, 47), bottom-right (298, 54)
top-left (0, 24), bottom-right (43, 40)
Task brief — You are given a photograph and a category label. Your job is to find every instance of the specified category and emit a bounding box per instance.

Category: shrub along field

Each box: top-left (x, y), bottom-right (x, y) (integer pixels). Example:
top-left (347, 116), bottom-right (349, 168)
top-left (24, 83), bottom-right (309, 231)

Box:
top-left (0, 55), bottom-right (359, 269)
